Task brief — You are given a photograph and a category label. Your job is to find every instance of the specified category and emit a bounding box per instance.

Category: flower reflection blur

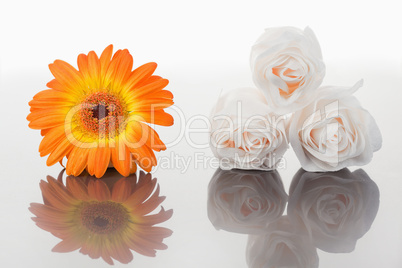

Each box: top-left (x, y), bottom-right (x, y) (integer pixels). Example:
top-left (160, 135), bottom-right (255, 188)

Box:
top-left (247, 216), bottom-right (319, 268)
top-left (287, 168), bottom-right (379, 253)
top-left (207, 168), bottom-right (379, 267)
top-left (29, 169), bottom-right (173, 265)
top-left (207, 169), bottom-right (288, 234)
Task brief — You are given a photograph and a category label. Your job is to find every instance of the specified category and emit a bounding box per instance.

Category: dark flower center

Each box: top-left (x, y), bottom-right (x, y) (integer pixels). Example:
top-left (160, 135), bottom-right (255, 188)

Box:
top-left (80, 201), bottom-right (129, 235)
top-left (91, 104), bottom-right (109, 120)
top-left (93, 216), bottom-right (109, 227)
top-left (78, 92), bottom-right (126, 138)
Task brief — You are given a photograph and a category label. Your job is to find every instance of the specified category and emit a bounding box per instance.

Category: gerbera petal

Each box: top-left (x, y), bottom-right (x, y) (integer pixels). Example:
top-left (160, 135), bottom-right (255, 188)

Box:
top-left (143, 75), bottom-right (162, 84)
top-left (66, 178), bottom-right (90, 201)
top-left (27, 107), bottom-right (68, 121)
top-left (136, 207), bottom-right (173, 225)
top-left (87, 51), bottom-right (101, 88)
top-left (134, 110), bottom-right (174, 126)
top-left (130, 161), bottom-right (138, 174)
top-left (33, 89), bottom-right (73, 101)
top-left (41, 128), bottom-right (51, 136)
top-left (47, 176), bottom-right (75, 203)
top-left (109, 241), bottom-right (134, 264)
top-left (125, 178), bottom-right (157, 208)
top-left (77, 54), bottom-right (90, 80)
top-left (112, 50), bottom-right (133, 90)
top-left (66, 147), bottom-right (90, 176)
top-left (135, 171), bottom-right (152, 189)
top-left (125, 120), bottom-right (166, 155)
top-left (117, 245), bottom-right (134, 264)
top-left (145, 133), bottom-right (165, 150)
top-left (111, 178), bottom-right (132, 202)
top-left (128, 98), bottom-right (174, 112)
top-left (30, 89), bottom-right (76, 107)
top-left (88, 180), bottom-right (111, 201)
top-left (135, 234), bottom-right (169, 250)
top-left (99, 44), bottom-right (114, 86)
top-left (29, 203), bottom-right (66, 220)
top-left (130, 145), bottom-right (156, 172)
top-left (124, 62), bottom-right (157, 92)
top-left (28, 113), bottom-right (66, 129)
top-left (101, 252), bottom-right (114, 265)
top-left (86, 148), bottom-right (98, 176)
top-left (46, 138), bottom-right (74, 166)
top-left (110, 139), bottom-right (132, 177)
top-left (126, 238), bottom-right (156, 257)
top-left (39, 126), bottom-right (66, 157)
top-left (94, 145), bottom-right (111, 178)
top-left (52, 237), bottom-right (83, 253)
top-left (131, 233), bottom-right (168, 250)
top-left (145, 89), bottom-right (174, 100)
top-left (105, 49), bottom-right (132, 91)
top-left (39, 180), bottom-right (73, 210)
top-left (126, 120), bottom-right (167, 151)
top-left (132, 185), bottom-right (166, 216)
top-left (46, 79), bottom-right (70, 92)
top-left (85, 236), bottom-right (103, 259)
top-left (32, 217), bottom-right (71, 229)
top-left (48, 60), bottom-right (85, 96)
top-left (124, 120), bottom-right (148, 147)
top-left (125, 78), bottom-right (169, 104)
top-left (135, 226), bottom-right (173, 239)
top-left (29, 99), bottom-right (73, 109)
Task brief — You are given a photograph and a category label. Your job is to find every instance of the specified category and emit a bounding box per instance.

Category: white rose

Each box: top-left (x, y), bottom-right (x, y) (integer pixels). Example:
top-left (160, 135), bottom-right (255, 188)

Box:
top-left (210, 87), bottom-right (289, 170)
top-left (246, 216), bottom-right (319, 268)
top-left (289, 80), bottom-right (382, 171)
top-left (287, 168), bottom-right (379, 253)
top-left (250, 26), bottom-right (325, 115)
top-left (207, 169), bottom-right (287, 234)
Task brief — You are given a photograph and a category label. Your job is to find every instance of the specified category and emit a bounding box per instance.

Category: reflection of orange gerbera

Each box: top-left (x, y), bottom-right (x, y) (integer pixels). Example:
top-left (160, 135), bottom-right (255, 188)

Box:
top-left (27, 45), bottom-right (174, 178)
top-left (29, 170), bottom-right (173, 265)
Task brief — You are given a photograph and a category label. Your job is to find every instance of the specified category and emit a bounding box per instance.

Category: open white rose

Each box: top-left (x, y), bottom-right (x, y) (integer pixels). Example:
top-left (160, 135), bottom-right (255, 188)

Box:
top-left (289, 81), bottom-right (382, 171)
top-left (250, 26), bottom-right (325, 115)
top-left (287, 168), bottom-right (379, 253)
top-left (246, 216), bottom-right (319, 268)
top-left (207, 169), bottom-right (287, 234)
top-left (210, 87), bottom-right (289, 170)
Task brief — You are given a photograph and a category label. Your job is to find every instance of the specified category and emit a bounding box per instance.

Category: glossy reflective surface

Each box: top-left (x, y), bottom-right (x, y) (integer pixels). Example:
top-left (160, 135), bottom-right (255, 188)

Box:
top-left (29, 169), bottom-right (173, 265)
top-left (1, 2), bottom-right (402, 266)
top-left (1, 63), bottom-right (401, 267)
top-left (208, 169), bottom-right (288, 234)
top-left (208, 168), bottom-right (379, 267)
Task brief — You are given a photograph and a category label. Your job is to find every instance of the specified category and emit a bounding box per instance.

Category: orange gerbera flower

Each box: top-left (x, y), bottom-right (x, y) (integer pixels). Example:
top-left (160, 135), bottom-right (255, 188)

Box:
top-left (27, 45), bottom-right (174, 178)
top-left (29, 169), bottom-right (173, 265)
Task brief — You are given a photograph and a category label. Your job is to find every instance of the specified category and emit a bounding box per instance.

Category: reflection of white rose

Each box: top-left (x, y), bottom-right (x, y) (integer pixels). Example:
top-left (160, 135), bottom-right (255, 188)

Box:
top-left (250, 26), bottom-right (325, 115)
top-left (247, 216), bottom-right (319, 268)
top-left (207, 169), bottom-right (287, 234)
top-left (287, 168), bottom-right (379, 253)
top-left (289, 81), bottom-right (382, 171)
top-left (210, 87), bottom-right (289, 170)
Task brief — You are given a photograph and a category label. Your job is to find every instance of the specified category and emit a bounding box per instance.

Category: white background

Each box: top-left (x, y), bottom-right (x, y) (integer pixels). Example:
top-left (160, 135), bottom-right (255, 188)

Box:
top-left (0, 0), bottom-right (401, 267)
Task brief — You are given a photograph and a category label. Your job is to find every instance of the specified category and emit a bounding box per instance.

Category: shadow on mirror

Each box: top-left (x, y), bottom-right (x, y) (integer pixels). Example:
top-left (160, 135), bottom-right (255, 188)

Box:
top-left (29, 168), bottom-right (173, 265)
